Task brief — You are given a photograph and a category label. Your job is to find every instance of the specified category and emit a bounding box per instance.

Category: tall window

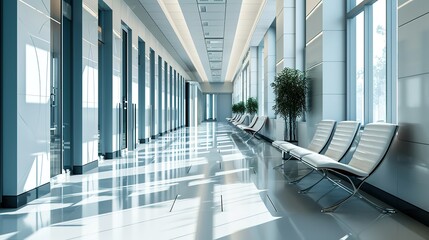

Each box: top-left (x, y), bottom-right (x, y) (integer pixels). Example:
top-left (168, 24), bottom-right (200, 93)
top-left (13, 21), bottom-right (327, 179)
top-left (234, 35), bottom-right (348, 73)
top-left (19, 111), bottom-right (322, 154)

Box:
top-left (347, 0), bottom-right (396, 124)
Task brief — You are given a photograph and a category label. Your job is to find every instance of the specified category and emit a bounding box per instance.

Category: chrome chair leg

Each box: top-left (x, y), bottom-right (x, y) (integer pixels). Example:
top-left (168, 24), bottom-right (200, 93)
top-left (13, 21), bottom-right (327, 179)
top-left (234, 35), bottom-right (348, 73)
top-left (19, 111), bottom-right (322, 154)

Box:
top-left (299, 171), bottom-right (327, 194)
top-left (273, 155), bottom-right (292, 169)
top-left (289, 169), bottom-right (315, 184)
top-left (321, 170), bottom-right (395, 213)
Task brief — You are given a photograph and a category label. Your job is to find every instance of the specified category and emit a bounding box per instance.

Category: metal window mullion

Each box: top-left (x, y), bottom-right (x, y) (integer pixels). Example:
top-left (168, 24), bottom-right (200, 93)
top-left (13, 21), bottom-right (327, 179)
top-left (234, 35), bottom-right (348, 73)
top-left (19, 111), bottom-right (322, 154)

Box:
top-left (364, 6), bottom-right (373, 124)
top-left (386, 0), bottom-right (397, 124)
top-left (347, 0), bottom-right (378, 18)
top-left (347, 0), bottom-right (355, 12)
top-left (347, 16), bottom-right (357, 120)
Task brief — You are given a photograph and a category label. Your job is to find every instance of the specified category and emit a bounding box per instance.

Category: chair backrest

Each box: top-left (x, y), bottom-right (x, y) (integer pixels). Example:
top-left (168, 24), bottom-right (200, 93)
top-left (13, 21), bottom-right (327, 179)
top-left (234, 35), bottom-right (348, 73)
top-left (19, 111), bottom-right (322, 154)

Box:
top-left (235, 114), bottom-right (247, 124)
top-left (250, 116), bottom-right (267, 132)
top-left (233, 114), bottom-right (244, 123)
top-left (233, 114), bottom-right (240, 121)
top-left (248, 115), bottom-right (258, 128)
top-left (306, 120), bottom-right (336, 153)
top-left (348, 123), bottom-right (397, 176)
top-left (324, 121), bottom-right (360, 161)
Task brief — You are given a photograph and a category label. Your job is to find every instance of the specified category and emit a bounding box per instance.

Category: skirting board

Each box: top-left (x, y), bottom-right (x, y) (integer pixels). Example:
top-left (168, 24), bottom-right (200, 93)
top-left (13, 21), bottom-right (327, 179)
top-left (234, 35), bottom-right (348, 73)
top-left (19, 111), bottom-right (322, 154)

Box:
top-left (73, 160), bottom-right (98, 175)
top-left (2, 182), bottom-right (50, 208)
top-left (256, 133), bottom-right (274, 143)
top-left (105, 150), bottom-right (121, 159)
top-left (362, 183), bottom-right (429, 227)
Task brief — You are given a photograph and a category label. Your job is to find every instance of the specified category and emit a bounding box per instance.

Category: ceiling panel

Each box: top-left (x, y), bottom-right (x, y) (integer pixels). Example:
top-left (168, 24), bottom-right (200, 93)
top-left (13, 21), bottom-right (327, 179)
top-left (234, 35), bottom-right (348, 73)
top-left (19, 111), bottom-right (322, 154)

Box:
top-left (200, 12), bottom-right (226, 20)
top-left (201, 20), bottom-right (225, 26)
top-left (208, 51), bottom-right (223, 61)
top-left (197, 0), bottom-right (226, 3)
top-left (211, 70), bottom-right (222, 76)
top-left (199, 4), bottom-right (225, 12)
top-left (210, 62), bottom-right (222, 70)
top-left (203, 29), bottom-right (224, 38)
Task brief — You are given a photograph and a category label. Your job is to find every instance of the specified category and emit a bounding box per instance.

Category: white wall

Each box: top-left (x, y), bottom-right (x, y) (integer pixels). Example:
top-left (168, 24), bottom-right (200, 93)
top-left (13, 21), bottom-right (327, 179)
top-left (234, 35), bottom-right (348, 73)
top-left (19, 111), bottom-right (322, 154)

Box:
top-left (367, 0), bottom-right (429, 212)
top-left (81, 0), bottom-right (99, 166)
top-left (199, 82), bottom-right (233, 93)
top-left (15, 0), bottom-right (51, 194)
top-left (216, 94), bottom-right (232, 122)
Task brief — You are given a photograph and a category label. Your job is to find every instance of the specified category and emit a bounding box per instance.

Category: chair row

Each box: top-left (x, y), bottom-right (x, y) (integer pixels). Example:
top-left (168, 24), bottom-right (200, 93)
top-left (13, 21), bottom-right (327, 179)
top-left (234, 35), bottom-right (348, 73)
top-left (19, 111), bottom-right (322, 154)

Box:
top-left (273, 120), bottom-right (398, 213)
top-left (228, 114), bottom-right (268, 141)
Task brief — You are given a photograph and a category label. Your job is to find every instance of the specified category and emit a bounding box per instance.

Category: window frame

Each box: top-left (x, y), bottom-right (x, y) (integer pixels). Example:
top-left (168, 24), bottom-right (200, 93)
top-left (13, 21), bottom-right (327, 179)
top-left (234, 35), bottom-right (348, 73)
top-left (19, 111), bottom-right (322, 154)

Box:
top-left (346, 0), bottom-right (397, 124)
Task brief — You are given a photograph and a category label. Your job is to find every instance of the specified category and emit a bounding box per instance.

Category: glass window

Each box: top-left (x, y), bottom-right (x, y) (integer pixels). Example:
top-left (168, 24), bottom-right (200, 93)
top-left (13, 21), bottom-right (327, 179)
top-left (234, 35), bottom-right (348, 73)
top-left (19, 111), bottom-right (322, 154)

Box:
top-left (372, 0), bottom-right (386, 122)
top-left (347, 0), bottom-right (394, 124)
top-left (355, 12), bottom-right (365, 124)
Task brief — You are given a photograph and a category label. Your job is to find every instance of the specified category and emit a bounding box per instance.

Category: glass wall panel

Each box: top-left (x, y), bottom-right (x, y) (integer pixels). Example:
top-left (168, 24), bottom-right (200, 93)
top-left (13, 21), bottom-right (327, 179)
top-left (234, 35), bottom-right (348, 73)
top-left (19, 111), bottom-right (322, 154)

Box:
top-left (145, 52), bottom-right (150, 138)
top-left (164, 61), bottom-right (168, 133)
top-left (149, 49), bottom-right (155, 137)
top-left (138, 38), bottom-right (145, 141)
top-left (158, 55), bottom-right (163, 135)
top-left (169, 66), bottom-right (173, 131)
top-left (355, 12), bottom-right (365, 124)
top-left (121, 28), bottom-right (128, 149)
top-left (372, 0), bottom-right (386, 122)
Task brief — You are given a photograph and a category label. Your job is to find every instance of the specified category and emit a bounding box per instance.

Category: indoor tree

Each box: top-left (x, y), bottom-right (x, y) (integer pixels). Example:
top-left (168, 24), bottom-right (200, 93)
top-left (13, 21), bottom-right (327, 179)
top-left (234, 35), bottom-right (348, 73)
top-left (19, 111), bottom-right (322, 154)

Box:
top-left (246, 97), bottom-right (258, 118)
top-left (232, 103), bottom-right (239, 114)
top-left (271, 67), bottom-right (308, 141)
top-left (236, 101), bottom-right (246, 115)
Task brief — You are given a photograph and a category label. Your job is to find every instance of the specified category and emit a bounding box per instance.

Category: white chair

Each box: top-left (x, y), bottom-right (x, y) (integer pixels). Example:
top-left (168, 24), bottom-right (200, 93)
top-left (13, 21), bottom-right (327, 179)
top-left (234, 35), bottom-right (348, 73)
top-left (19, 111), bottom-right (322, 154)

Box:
top-left (241, 116), bottom-right (268, 141)
top-left (237, 115), bottom-right (258, 130)
top-left (273, 120), bottom-right (336, 169)
top-left (287, 121), bottom-right (360, 183)
top-left (228, 114), bottom-right (240, 122)
top-left (300, 123), bottom-right (398, 213)
top-left (226, 114), bottom-right (237, 121)
top-left (232, 115), bottom-right (248, 126)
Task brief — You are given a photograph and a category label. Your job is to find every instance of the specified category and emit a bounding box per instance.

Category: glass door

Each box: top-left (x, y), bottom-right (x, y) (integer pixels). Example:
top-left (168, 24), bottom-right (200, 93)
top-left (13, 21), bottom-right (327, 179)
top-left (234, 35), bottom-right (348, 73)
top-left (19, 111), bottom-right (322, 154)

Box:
top-left (0, 0), bottom-right (3, 204)
top-left (62, 0), bottom-right (72, 171)
top-left (50, 0), bottom-right (63, 177)
top-left (120, 28), bottom-right (128, 150)
top-left (98, 8), bottom-right (104, 156)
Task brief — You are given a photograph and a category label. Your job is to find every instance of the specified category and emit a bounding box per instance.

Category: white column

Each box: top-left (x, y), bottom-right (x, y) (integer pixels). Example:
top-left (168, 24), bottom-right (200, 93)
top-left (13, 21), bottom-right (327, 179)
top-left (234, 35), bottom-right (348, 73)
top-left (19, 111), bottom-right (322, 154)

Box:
top-left (276, 0), bottom-right (305, 72)
top-left (264, 27), bottom-right (276, 117)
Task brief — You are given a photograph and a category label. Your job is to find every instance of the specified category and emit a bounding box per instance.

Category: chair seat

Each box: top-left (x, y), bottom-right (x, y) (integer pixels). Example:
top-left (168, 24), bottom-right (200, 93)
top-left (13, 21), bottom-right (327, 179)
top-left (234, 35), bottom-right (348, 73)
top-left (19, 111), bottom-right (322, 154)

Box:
top-left (278, 142), bottom-right (299, 152)
top-left (272, 141), bottom-right (284, 148)
top-left (301, 154), bottom-right (367, 177)
top-left (289, 147), bottom-right (316, 159)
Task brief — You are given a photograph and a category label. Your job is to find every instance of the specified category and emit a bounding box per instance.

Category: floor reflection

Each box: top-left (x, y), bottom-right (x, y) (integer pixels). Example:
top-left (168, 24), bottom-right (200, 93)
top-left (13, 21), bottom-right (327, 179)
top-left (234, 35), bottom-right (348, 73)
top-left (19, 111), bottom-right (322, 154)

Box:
top-left (0, 122), bottom-right (428, 239)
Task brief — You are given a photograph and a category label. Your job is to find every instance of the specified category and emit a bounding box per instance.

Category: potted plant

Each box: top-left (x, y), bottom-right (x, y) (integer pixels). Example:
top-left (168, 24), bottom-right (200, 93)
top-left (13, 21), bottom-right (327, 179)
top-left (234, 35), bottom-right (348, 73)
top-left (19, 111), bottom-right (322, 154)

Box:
top-left (271, 67), bottom-right (307, 141)
top-left (232, 103), bottom-right (239, 114)
top-left (236, 101), bottom-right (246, 115)
top-left (246, 97), bottom-right (258, 118)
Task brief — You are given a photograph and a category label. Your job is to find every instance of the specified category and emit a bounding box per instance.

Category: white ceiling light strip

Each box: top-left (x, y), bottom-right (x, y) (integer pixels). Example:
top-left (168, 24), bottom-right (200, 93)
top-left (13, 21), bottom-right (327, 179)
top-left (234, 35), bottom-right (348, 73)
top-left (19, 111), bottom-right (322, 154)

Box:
top-left (158, 0), bottom-right (209, 82)
top-left (225, 0), bottom-right (266, 82)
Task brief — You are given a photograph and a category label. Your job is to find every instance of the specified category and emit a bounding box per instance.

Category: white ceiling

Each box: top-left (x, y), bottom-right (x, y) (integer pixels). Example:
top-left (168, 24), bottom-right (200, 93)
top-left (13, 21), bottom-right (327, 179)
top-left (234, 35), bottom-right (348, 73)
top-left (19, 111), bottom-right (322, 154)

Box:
top-left (131, 0), bottom-right (275, 83)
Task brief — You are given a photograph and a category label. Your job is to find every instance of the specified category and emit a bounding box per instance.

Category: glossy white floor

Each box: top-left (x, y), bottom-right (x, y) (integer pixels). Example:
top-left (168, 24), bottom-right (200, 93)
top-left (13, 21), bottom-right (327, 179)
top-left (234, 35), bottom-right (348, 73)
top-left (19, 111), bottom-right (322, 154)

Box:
top-left (1, 122), bottom-right (429, 240)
